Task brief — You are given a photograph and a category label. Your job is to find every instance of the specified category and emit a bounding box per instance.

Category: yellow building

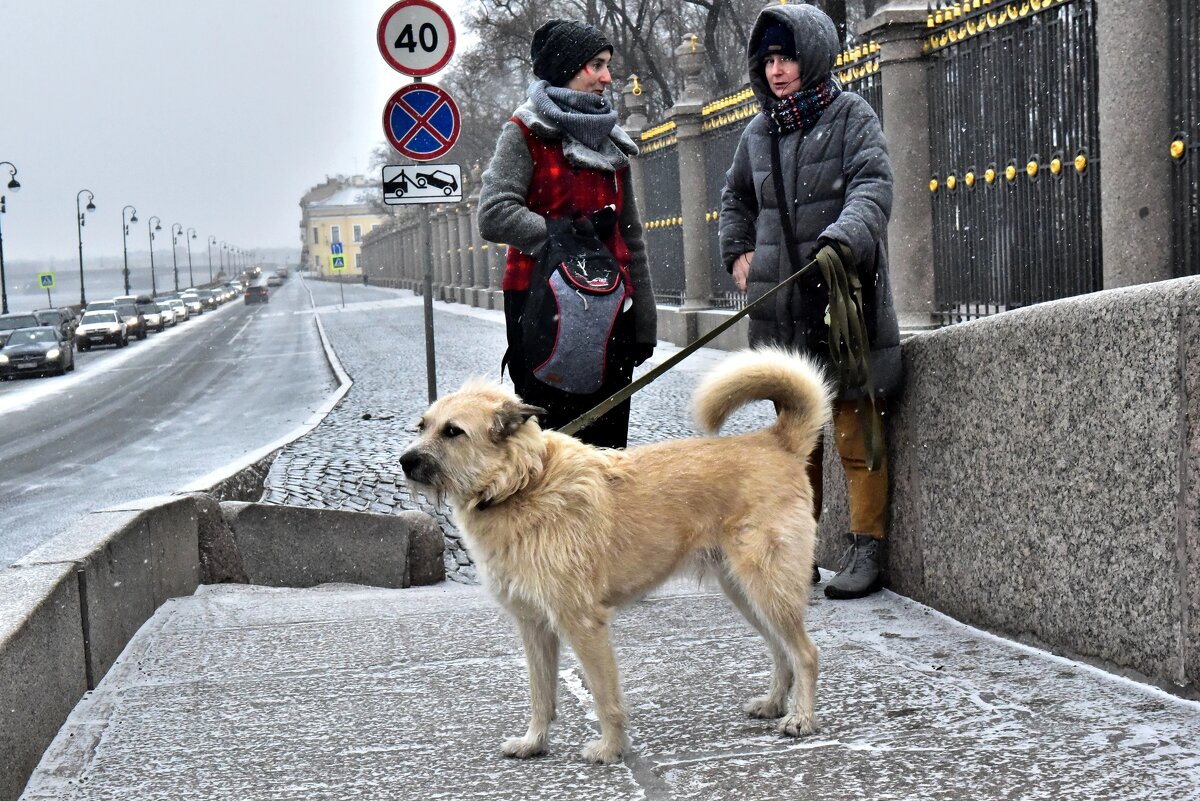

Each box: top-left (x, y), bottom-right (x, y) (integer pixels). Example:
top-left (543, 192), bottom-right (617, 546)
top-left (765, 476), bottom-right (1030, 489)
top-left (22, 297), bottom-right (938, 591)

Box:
top-left (298, 175), bottom-right (389, 277)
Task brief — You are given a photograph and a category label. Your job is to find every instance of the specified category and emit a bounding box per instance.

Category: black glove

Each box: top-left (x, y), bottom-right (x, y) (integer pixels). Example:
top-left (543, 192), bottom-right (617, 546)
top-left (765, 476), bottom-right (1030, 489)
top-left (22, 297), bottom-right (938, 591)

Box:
top-left (589, 206), bottom-right (618, 240)
top-left (572, 206), bottom-right (618, 240)
top-left (630, 343), bottom-right (654, 366)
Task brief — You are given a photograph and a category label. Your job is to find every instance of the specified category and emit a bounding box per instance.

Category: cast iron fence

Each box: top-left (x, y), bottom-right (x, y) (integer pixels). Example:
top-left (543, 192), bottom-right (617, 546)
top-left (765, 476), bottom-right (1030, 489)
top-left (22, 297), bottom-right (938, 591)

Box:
top-left (638, 122), bottom-right (686, 305)
top-left (1170, 0), bottom-right (1199, 277)
top-left (925, 0), bottom-right (1101, 324)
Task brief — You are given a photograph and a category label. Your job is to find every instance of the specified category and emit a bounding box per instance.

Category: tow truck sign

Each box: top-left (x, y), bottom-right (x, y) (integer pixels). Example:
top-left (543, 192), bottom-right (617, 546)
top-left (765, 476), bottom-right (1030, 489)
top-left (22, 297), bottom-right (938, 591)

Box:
top-left (382, 163), bottom-right (462, 205)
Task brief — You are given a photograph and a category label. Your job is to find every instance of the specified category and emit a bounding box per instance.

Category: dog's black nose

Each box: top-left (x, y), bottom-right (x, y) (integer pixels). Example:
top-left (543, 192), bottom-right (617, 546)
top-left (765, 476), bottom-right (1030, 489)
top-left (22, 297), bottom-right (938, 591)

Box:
top-left (399, 451), bottom-right (421, 477)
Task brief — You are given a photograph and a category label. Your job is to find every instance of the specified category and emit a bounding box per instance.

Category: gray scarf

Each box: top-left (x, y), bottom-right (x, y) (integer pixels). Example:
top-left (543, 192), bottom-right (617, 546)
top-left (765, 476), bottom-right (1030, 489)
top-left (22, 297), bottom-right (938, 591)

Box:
top-left (528, 79), bottom-right (620, 154)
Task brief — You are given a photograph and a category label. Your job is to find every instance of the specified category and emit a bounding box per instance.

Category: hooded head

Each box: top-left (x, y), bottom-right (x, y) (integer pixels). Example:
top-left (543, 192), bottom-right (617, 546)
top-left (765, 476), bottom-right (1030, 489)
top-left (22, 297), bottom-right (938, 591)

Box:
top-left (531, 19), bottom-right (614, 88)
top-left (747, 3), bottom-right (839, 103)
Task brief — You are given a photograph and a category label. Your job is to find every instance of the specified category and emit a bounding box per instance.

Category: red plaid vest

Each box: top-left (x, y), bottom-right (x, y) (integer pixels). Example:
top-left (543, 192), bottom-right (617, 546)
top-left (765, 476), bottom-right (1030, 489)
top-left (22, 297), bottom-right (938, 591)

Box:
top-left (503, 118), bottom-right (633, 291)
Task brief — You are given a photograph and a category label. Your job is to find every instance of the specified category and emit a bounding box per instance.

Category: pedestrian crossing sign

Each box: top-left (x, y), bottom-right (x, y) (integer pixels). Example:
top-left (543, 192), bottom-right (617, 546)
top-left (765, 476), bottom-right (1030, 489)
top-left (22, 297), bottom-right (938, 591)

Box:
top-left (331, 255), bottom-right (346, 271)
top-left (38, 272), bottom-right (55, 288)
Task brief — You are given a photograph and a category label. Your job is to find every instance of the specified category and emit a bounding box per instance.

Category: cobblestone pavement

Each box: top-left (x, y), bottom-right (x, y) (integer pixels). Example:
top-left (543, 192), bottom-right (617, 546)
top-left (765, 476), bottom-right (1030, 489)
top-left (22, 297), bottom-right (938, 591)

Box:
top-left (263, 278), bottom-right (773, 583)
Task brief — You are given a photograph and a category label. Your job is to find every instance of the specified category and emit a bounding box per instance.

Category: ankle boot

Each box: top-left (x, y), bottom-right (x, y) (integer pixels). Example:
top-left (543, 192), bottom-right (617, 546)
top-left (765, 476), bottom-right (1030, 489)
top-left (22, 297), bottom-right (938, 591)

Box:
top-left (824, 533), bottom-right (884, 600)
top-left (811, 564), bottom-right (821, 585)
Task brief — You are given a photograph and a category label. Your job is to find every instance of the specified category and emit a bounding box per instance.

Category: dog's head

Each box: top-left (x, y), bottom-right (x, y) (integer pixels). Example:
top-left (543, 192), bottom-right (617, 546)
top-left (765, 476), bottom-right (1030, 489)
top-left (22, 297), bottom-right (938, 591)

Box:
top-left (400, 379), bottom-right (547, 509)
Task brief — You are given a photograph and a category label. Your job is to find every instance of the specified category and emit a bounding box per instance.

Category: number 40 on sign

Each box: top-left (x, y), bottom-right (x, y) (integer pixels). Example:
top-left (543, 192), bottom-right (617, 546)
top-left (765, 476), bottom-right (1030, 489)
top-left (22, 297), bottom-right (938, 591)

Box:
top-left (377, 0), bottom-right (456, 77)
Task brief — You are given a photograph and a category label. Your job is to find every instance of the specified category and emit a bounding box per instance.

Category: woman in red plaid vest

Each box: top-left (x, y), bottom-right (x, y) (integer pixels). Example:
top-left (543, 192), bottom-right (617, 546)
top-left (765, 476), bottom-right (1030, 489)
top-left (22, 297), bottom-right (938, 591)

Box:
top-left (478, 19), bottom-right (656, 449)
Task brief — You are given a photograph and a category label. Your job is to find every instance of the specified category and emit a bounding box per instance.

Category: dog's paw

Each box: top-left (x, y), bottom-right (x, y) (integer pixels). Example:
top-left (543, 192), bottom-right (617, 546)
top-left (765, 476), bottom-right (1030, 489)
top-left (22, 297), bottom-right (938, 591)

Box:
top-left (778, 712), bottom-right (820, 738)
top-left (500, 734), bottom-right (548, 759)
top-left (743, 695), bottom-right (787, 719)
top-left (581, 738), bottom-right (624, 765)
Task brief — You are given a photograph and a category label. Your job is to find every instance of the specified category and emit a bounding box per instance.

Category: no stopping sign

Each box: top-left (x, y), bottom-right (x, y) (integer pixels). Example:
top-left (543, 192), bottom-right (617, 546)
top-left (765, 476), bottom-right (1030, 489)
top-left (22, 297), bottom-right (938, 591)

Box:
top-left (377, 0), bottom-right (456, 77)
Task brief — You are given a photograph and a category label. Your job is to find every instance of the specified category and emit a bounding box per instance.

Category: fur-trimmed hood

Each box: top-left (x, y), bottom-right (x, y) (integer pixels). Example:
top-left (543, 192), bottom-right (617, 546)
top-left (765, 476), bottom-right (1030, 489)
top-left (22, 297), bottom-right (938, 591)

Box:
top-left (512, 98), bottom-right (638, 172)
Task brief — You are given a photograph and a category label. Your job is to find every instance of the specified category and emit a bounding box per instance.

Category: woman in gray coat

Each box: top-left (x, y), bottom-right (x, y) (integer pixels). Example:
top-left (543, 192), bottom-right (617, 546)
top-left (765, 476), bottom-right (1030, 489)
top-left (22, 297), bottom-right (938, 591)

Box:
top-left (719, 3), bottom-right (901, 600)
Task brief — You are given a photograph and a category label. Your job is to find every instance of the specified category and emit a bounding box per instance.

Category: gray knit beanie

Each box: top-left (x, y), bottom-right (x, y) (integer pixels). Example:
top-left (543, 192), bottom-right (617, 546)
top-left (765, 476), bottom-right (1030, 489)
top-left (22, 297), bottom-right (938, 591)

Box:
top-left (531, 19), bottom-right (613, 87)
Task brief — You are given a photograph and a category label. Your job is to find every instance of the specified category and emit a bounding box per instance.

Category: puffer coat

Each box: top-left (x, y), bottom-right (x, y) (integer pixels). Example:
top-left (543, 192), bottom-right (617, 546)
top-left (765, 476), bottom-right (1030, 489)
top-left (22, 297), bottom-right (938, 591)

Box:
top-left (719, 3), bottom-right (902, 399)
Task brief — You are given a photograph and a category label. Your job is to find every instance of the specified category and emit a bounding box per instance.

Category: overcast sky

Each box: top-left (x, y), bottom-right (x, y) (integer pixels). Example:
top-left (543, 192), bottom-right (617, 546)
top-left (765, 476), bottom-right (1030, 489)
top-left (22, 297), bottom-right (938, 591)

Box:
top-left (0, 0), bottom-right (466, 262)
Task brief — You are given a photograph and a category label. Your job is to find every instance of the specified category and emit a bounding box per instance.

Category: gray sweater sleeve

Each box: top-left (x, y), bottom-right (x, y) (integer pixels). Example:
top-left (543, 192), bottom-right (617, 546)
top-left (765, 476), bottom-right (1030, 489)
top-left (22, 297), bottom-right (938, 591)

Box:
top-left (618, 168), bottom-right (657, 345)
top-left (478, 121), bottom-right (548, 254)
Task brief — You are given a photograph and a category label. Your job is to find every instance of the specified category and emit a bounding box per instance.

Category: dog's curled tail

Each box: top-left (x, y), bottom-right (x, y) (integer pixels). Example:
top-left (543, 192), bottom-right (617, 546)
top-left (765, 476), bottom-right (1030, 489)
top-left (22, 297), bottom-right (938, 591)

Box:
top-left (693, 347), bottom-right (834, 456)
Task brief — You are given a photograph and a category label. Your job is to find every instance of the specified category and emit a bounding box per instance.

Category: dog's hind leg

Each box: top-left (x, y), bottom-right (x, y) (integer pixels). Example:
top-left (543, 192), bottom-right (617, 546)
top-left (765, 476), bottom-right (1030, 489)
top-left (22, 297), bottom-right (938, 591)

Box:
top-left (714, 569), bottom-right (793, 720)
top-left (724, 525), bottom-right (820, 738)
top-left (501, 611), bottom-right (560, 759)
top-left (559, 611), bottom-right (629, 765)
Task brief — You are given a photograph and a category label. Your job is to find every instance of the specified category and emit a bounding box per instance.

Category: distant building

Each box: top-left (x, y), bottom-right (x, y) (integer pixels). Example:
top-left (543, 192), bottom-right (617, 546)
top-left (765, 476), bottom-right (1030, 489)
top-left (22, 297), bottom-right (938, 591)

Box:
top-left (298, 175), bottom-right (388, 277)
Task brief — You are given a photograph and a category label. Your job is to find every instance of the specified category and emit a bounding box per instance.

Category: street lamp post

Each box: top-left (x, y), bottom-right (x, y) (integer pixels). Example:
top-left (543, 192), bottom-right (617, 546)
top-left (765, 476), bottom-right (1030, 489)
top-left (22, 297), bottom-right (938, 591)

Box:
top-left (170, 223), bottom-right (183, 291)
top-left (0, 161), bottom-right (20, 314)
top-left (186, 228), bottom-right (196, 287)
top-left (220, 241), bottom-right (226, 277)
top-left (147, 216), bottom-right (162, 297)
top-left (121, 205), bottom-right (138, 295)
top-left (207, 235), bottom-right (216, 283)
top-left (75, 189), bottom-right (96, 307)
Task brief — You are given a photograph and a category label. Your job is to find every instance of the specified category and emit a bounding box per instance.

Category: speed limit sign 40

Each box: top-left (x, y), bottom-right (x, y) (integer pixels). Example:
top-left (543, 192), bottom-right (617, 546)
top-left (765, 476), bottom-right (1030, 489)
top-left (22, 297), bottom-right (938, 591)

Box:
top-left (377, 0), bottom-right (456, 77)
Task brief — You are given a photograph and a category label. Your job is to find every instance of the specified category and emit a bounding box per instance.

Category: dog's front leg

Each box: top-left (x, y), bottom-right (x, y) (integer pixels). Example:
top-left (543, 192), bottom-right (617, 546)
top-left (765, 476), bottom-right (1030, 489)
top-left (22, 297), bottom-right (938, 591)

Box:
top-left (501, 613), bottom-right (560, 759)
top-left (561, 615), bottom-right (628, 765)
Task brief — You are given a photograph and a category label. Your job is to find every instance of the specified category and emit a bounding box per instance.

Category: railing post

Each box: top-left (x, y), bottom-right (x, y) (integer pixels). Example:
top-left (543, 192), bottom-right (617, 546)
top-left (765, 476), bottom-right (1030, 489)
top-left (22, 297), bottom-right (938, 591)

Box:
top-left (669, 34), bottom-right (712, 311)
top-left (860, 3), bottom-right (937, 330)
top-left (1097, 0), bottom-right (1173, 287)
top-left (436, 208), bottom-right (452, 298)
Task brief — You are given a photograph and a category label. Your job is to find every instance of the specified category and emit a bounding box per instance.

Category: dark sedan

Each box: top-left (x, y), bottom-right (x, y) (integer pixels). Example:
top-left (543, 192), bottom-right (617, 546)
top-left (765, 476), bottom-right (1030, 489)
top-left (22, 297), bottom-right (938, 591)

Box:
top-left (0, 326), bottom-right (76, 378)
top-left (244, 285), bottom-right (268, 304)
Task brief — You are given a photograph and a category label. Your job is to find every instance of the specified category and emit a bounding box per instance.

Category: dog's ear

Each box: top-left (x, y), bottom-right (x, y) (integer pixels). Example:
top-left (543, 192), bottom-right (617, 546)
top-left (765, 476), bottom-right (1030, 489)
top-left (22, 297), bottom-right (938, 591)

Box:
top-left (494, 401), bottom-right (546, 439)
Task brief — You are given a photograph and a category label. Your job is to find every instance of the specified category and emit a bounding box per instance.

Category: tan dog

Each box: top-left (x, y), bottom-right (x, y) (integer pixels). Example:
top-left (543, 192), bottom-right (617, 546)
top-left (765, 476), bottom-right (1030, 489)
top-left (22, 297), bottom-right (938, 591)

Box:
top-left (400, 347), bottom-right (832, 764)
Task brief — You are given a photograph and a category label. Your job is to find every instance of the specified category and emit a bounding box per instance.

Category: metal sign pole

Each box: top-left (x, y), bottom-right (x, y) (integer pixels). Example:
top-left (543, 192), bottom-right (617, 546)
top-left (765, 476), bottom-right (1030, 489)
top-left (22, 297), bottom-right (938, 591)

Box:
top-left (339, 276), bottom-right (345, 309)
top-left (419, 204), bottom-right (437, 402)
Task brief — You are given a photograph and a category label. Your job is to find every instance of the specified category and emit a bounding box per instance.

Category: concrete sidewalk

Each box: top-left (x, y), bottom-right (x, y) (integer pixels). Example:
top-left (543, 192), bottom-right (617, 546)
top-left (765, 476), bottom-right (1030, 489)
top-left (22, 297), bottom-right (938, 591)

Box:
top-left (22, 578), bottom-right (1200, 800)
top-left (19, 280), bottom-right (1200, 799)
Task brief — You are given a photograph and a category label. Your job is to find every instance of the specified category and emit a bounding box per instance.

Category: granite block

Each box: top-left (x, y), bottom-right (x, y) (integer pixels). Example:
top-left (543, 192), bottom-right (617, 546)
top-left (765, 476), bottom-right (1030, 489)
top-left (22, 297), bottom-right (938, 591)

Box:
top-left (1182, 280), bottom-right (1200, 692)
top-left (221, 502), bottom-right (443, 588)
top-left (0, 563), bottom-right (86, 801)
top-left (883, 279), bottom-right (1195, 687)
top-left (15, 510), bottom-right (155, 685)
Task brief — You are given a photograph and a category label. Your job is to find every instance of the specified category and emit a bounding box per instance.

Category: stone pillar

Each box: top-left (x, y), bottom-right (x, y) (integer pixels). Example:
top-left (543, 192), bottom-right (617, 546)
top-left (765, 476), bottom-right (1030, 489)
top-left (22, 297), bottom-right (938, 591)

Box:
top-left (488, 243), bottom-right (504, 303)
top-left (621, 76), bottom-right (649, 221)
top-left (447, 207), bottom-right (461, 287)
top-left (1097, 0), bottom-right (1172, 287)
top-left (433, 208), bottom-right (447, 294)
top-left (442, 209), bottom-right (455, 293)
top-left (860, 3), bottom-right (937, 330)
top-left (470, 165), bottom-right (487, 291)
top-left (457, 203), bottom-right (474, 302)
top-left (668, 35), bottom-right (712, 310)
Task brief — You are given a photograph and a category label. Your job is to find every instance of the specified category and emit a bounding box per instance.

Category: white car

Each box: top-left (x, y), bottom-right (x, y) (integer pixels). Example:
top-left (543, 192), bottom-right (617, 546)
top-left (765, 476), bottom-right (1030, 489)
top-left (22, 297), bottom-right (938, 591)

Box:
top-left (180, 294), bottom-right (204, 315)
top-left (75, 310), bottom-right (128, 350)
top-left (163, 298), bottom-right (189, 322)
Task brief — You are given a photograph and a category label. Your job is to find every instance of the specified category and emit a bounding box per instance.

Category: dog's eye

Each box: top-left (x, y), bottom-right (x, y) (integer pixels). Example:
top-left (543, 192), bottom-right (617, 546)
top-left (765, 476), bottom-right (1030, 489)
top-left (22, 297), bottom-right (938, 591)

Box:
top-left (416, 419), bottom-right (426, 432)
top-left (444, 424), bottom-right (464, 439)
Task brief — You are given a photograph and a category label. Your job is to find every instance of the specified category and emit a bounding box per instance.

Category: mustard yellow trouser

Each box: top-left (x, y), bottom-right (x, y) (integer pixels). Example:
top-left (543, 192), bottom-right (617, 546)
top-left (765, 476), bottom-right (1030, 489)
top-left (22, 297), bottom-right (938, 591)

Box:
top-left (806, 398), bottom-right (889, 539)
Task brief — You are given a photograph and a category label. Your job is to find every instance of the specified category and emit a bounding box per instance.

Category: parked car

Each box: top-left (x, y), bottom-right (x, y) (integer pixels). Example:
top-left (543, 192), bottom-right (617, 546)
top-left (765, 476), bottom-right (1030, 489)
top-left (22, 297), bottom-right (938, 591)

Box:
top-left (0, 312), bottom-right (43, 346)
top-left (32, 307), bottom-right (77, 340)
top-left (75, 310), bottom-right (128, 350)
top-left (0, 326), bottom-right (75, 378)
top-left (134, 299), bottom-right (166, 332)
top-left (157, 302), bottom-right (177, 327)
top-left (244, 285), bottom-right (269, 304)
top-left (115, 301), bottom-right (148, 340)
top-left (162, 298), bottom-right (189, 322)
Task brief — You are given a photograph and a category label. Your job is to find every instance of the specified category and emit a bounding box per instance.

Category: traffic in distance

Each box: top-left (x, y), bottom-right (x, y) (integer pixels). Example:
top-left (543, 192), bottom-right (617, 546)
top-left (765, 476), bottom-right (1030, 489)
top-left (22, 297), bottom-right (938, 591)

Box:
top-left (0, 266), bottom-right (289, 380)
